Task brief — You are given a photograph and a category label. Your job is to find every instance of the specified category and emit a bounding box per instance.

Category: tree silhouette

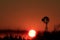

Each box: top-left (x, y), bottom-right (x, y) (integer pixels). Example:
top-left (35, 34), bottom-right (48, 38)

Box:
top-left (54, 24), bottom-right (60, 32)
top-left (42, 16), bottom-right (49, 32)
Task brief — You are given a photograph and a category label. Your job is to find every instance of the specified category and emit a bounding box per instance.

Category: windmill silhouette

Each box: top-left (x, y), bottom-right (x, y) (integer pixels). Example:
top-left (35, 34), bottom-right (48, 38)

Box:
top-left (42, 16), bottom-right (49, 32)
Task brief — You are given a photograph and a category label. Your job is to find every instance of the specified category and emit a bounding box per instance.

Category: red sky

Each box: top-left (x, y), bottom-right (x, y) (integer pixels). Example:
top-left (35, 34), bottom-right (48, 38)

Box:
top-left (0, 0), bottom-right (60, 32)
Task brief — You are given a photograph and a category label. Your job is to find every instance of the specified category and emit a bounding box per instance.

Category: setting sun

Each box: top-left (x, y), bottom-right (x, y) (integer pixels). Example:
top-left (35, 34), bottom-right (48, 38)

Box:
top-left (28, 29), bottom-right (36, 38)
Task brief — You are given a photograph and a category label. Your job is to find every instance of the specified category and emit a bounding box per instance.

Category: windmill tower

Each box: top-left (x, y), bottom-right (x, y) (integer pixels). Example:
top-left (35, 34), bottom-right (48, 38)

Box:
top-left (42, 16), bottom-right (49, 32)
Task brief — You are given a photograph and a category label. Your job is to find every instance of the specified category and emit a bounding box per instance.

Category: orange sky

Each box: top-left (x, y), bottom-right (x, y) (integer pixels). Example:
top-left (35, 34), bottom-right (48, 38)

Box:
top-left (0, 0), bottom-right (60, 32)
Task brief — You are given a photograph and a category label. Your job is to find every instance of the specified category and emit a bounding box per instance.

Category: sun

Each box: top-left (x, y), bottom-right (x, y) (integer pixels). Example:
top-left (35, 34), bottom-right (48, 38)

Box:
top-left (28, 29), bottom-right (36, 38)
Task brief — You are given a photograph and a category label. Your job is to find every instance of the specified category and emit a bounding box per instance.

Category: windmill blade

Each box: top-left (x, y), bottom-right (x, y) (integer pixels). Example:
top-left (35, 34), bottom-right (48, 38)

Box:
top-left (42, 16), bottom-right (49, 24)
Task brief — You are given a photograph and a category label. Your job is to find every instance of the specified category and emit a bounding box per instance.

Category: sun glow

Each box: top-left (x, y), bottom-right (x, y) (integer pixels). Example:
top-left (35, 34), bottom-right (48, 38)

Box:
top-left (28, 29), bottom-right (36, 38)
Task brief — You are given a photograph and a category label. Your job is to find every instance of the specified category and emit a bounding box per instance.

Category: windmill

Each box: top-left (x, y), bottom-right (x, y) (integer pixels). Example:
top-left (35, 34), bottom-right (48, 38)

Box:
top-left (42, 16), bottom-right (49, 32)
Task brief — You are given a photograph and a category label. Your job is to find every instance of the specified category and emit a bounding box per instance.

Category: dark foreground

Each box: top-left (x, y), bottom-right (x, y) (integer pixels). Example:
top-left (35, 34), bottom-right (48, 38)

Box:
top-left (0, 30), bottom-right (60, 40)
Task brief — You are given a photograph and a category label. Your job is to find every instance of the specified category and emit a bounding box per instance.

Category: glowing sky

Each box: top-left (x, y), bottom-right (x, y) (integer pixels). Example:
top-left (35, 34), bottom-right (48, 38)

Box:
top-left (0, 0), bottom-right (60, 31)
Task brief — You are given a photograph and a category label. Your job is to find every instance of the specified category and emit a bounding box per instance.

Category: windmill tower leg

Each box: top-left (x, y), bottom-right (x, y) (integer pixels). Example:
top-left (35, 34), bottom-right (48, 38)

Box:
top-left (45, 23), bottom-right (48, 32)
